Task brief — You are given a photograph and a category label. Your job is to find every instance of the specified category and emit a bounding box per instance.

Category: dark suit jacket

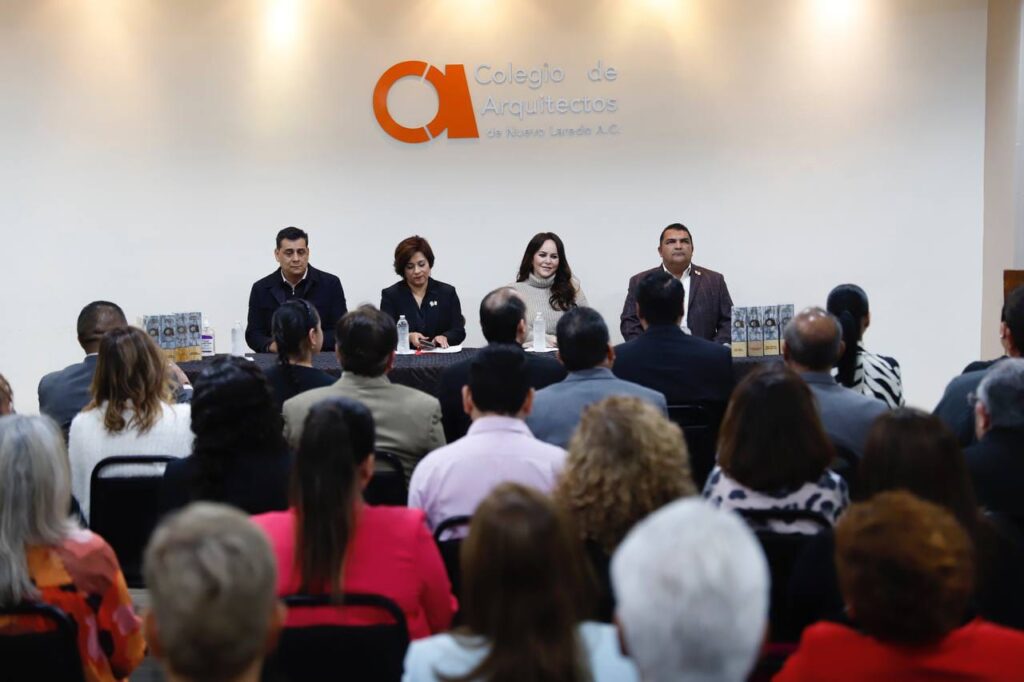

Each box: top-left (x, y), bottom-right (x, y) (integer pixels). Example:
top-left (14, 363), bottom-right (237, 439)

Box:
top-left (620, 264), bottom-right (733, 343)
top-left (934, 362), bottom-right (1006, 447)
top-left (38, 355), bottom-right (98, 436)
top-left (612, 325), bottom-right (734, 406)
top-left (437, 348), bottom-right (566, 443)
top-left (246, 264), bottom-right (347, 353)
top-left (263, 364), bottom-right (336, 413)
top-left (966, 427), bottom-right (1024, 517)
top-left (380, 278), bottom-right (466, 345)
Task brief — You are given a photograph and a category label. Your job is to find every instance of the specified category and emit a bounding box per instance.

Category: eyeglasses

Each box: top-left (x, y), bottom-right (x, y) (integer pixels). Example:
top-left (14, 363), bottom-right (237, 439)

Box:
top-left (966, 391), bottom-right (979, 407)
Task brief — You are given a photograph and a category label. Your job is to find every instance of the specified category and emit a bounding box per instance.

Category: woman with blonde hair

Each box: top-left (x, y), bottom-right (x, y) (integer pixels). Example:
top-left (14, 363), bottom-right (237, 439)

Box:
top-left (555, 395), bottom-right (696, 620)
top-left (0, 414), bottom-right (145, 681)
top-left (69, 327), bottom-right (192, 522)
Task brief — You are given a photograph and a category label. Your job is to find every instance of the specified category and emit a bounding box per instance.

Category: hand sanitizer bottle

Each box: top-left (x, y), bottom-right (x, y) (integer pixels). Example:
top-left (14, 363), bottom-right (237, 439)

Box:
top-left (397, 315), bottom-right (410, 353)
top-left (533, 312), bottom-right (546, 351)
top-left (201, 317), bottom-right (215, 357)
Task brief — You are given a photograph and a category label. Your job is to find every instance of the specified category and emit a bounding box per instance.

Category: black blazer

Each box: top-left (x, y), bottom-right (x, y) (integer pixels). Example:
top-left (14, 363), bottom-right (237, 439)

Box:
top-left (380, 278), bottom-right (465, 345)
top-left (612, 324), bottom-right (734, 406)
top-left (246, 264), bottom-right (347, 353)
top-left (437, 346), bottom-right (567, 443)
top-left (263, 364), bottom-right (336, 412)
top-left (158, 451), bottom-right (292, 517)
top-left (620, 264), bottom-right (734, 343)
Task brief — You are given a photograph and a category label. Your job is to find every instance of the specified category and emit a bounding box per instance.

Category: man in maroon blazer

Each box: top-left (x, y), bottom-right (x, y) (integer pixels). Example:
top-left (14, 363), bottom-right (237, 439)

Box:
top-left (620, 223), bottom-right (734, 344)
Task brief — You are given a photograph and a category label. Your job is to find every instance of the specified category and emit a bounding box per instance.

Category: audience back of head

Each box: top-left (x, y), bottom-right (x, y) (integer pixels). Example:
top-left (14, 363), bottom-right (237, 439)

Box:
top-left (636, 271), bottom-right (684, 326)
top-left (612, 498), bottom-right (769, 682)
top-left (335, 305), bottom-right (397, 377)
top-left (88, 326), bottom-right (171, 434)
top-left (272, 299), bottom-right (321, 365)
top-left (826, 284), bottom-right (869, 387)
top-left (976, 358), bottom-right (1024, 430)
top-left (480, 287), bottom-right (527, 344)
top-left (783, 306), bottom-right (842, 372)
top-left (467, 344), bottom-right (531, 415)
top-left (556, 307), bottom-right (610, 371)
top-left (77, 300), bottom-right (127, 354)
top-left (144, 502), bottom-right (281, 682)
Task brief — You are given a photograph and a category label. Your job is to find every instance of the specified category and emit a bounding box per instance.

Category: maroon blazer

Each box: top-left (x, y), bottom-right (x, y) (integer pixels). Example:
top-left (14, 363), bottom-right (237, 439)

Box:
top-left (619, 264), bottom-right (733, 344)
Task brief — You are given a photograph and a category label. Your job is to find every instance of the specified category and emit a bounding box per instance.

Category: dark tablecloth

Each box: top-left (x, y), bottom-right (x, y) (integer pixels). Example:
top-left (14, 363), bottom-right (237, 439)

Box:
top-left (180, 351), bottom-right (781, 398)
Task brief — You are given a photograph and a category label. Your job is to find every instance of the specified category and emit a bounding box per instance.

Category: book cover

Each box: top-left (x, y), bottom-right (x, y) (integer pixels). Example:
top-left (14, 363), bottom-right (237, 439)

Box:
top-left (731, 306), bottom-right (748, 358)
top-left (144, 316), bottom-right (161, 344)
top-left (762, 305), bottom-right (780, 355)
top-left (185, 312), bottom-right (203, 362)
top-left (779, 304), bottom-right (795, 334)
top-left (747, 305), bottom-right (764, 357)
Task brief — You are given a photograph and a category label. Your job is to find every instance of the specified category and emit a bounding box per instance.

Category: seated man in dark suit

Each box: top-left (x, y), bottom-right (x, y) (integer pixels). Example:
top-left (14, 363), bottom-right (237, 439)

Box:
top-left (38, 301), bottom-right (127, 435)
top-left (620, 223), bottom-right (733, 343)
top-left (245, 226), bottom-right (347, 353)
top-left (437, 287), bottom-right (566, 443)
top-left (965, 359), bottom-right (1024, 521)
top-left (614, 270), bottom-right (734, 407)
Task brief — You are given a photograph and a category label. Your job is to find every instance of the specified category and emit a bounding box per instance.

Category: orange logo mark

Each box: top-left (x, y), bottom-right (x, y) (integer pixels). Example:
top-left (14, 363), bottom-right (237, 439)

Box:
top-left (373, 61), bottom-right (479, 143)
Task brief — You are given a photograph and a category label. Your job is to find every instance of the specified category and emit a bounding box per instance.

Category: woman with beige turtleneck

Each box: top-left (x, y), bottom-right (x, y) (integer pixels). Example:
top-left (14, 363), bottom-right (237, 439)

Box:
top-left (510, 232), bottom-right (588, 349)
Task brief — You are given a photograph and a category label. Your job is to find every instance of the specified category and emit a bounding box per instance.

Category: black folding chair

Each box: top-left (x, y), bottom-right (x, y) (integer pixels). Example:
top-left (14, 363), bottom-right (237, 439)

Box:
top-left (433, 515), bottom-right (471, 604)
top-left (364, 451), bottom-right (407, 507)
top-left (736, 508), bottom-right (832, 643)
top-left (666, 403), bottom-right (722, 489)
top-left (265, 592), bottom-right (409, 682)
top-left (89, 455), bottom-right (175, 587)
top-left (0, 601), bottom-right (85, 682)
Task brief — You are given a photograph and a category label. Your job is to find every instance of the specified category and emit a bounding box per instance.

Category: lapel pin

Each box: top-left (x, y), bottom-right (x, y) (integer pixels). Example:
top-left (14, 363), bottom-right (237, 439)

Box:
top-left (430, 300), bottom-right (438, 307)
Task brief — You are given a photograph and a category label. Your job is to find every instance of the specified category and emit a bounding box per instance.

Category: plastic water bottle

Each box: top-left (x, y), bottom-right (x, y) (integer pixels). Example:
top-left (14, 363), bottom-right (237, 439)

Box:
top-left (201, 317), bottom-right (215, 357)
top-left (230, 321), bottom-right (246, 357)
top-left (397, 315), bottom-right (410, 353)
top-left (532, 312), bottom-right (546, 351)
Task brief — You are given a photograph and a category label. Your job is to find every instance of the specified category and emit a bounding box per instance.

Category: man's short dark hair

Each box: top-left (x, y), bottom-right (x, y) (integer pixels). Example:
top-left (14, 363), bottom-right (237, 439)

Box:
top-left (783, 308), bottom-right (843, 371)
top-left (637, 271), bottom-right (684, 326)
top-left (76, 301), bottom-right (127, 348)
top-left (468, 344), bottom-right (531, 415)
top-left (480, 288), bottom-right (527, 344)
top-left (556, 307), bottom-right (610, 372)
top-left (335, 306), bottom-right (397, 377)
top-left (276, 226), bottom-right (309, 249)
top-left (1003, 286), bottom-right (1024, 350)
top-left (659, 223), bottom-right (692, 245)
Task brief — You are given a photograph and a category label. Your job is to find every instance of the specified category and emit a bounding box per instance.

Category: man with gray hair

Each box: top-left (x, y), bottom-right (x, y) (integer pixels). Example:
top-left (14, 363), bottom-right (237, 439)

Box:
top-left (611, 498), bottom-right (769, 682)
top-left (144, 503), bottom-right (284, 682)
top-left (964, 358), bottom-right (1024, 520)
top-left (783, 306), bottom-right (887, 458)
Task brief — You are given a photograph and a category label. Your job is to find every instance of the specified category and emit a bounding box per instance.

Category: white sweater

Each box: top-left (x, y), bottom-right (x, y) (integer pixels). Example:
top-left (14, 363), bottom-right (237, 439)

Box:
top-left (68, 402), bottom-right (193, 523)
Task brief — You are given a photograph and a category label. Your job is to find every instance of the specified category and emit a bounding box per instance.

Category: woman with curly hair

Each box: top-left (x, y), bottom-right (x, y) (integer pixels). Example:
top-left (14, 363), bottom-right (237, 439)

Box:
top-left (511, 232), bottom-right (588, 349)
top-left (555, 395), bottom-right (696, 620)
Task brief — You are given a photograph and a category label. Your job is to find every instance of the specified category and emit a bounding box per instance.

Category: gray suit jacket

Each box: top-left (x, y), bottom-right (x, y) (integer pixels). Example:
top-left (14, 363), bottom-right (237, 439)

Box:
top-left (38, 355), bottom-right (98, 436)
top-left (526, 367), bottom-right (668, 448)
top-left (620, 264), bottom-right (733, 343)
top-left (801, 371), bottom-right (888, 458)
top-left (282, 373), bottom-right (445, 480)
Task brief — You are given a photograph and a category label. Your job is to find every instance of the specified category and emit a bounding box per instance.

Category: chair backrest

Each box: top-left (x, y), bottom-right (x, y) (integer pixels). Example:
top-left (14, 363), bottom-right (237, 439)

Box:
top-left (364, 450), bottom-right (407, 507)
top-left (433, 515), bottom-right (471, 606)
top-left (0, 601), bottom-right (85, 682)
top-left (666, 403), bottom-right (723, 489)
top-left (89, 455), bottom-right (176, 587)
top-left (267, 592), bottom-right (409, 682)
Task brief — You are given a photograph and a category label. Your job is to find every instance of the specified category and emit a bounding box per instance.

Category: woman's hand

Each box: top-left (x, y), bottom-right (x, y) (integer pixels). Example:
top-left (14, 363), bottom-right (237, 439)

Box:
top-left (409, 332), bottom-right (428, 349)
top-left (433, 335), bottom-right (450, 349)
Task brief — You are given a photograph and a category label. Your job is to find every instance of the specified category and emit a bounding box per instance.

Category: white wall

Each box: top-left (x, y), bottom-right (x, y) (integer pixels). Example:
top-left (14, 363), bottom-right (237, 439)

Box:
top-left (0, 0), bottom-right (988, 413)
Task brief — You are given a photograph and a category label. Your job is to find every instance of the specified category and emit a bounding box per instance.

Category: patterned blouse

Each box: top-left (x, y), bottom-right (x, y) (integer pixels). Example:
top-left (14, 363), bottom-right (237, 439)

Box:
top-left (702, 466), bottom-right (850, 534)
top-left (0, 529), bottom-right (145, 682)
top-left (849, 341), bottom-right (904, 409)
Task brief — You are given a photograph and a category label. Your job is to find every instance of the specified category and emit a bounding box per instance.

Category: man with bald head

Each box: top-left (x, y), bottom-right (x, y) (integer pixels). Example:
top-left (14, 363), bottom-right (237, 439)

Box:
top-left (783, 306), bottom-right (887, 458)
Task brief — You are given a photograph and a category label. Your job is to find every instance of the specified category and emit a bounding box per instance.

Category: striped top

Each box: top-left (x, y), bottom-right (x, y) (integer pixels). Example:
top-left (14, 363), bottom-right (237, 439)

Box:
top-left (850, 341), bottom-right (904, 409)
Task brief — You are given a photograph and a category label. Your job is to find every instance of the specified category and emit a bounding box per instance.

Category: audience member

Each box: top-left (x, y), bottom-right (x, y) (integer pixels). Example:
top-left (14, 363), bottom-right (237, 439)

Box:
top-left (38, 301), bottom-right (128, 434)
top-left (703, 365), bottom-right (848, 533)
top-left (404, 483), bottom-right (638, 682)
top-left (158, 357), bottom-right (290, 517)
top-left (965, 359), bottom-right (1024, 522)
top-left (246, 226), bottom-right (347, 353)
top-left (437, 287), bottom-right (566, 442)
top-left (69, 327), bottom-right (192, 522)
top-left (0, 414), bottom-right (145, 681)
top-left (783, 306), bottom-right (886, 458)
top-left (0, 373), bottom-right (12, 415)
top-left (511, 232), bottom-right (589, 348)
top-left (282, 305), bottom-right (444, 481)
top-left (776, 492), bottom-right (1024, 681)
top-left (253, 397), bottom-right (454, 638)
top-left (613, 270), bottom-right (734, 406)
top-left (144, 503), bottom-right (283, 682)
top-left (263, 299), bottom-right (334, 411)
top-left (528, 307), bottom-right (667, 448)
top-left (827, 284), bottom-right (905, 408)
top-left (556, 396), bottom-right (697, 621)
top-left (409, 344), bottom-right (566, 530)
top-left (611, 498), bottom-right (769, 682)
top-left (935, 285), bottom-right (1024, 446)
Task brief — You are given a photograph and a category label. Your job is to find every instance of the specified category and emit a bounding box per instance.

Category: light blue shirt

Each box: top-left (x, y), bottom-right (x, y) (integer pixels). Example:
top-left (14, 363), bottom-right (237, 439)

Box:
top-left (402, 621), bottom-right (639, 682)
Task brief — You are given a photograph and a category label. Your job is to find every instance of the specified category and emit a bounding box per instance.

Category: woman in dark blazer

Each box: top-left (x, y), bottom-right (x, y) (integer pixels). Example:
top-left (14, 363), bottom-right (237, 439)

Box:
top-left (380, 235), bottom-right (465, 349)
